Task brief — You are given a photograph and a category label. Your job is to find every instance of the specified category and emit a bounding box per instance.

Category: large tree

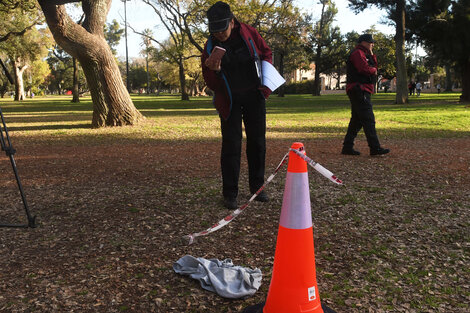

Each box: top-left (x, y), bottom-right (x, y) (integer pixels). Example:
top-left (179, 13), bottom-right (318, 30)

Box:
top-left (139, 0), bottom-right (202, 101)
top-left (47, 45), bottom-right (87, 97)
top-left (308, 0), bottom-right (344, 96)
top-left (0, 0), bottom-right (43, 100)
top-left (410, 0), bottom-right (470, 102)
top-left (37, 0), bottom-right (143, 127)
top-left (1, 27), bottom-right (52, 101)
top-left (140, 29), bottom-right (153, 94)
top-left (263, 0), bottom-right (311, 97)
top-left (24, 58), bottom-right (50, 96)
top-left (348, 0), bottom-right (409, 104)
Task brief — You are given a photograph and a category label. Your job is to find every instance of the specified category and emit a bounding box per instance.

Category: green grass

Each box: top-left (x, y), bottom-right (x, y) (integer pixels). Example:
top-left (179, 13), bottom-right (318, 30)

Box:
top-left (0, 92), bottom-right (468, 143)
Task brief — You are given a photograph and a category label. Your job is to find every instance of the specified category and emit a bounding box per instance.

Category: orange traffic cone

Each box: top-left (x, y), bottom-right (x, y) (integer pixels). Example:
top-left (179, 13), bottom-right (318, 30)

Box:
top-left (243, 142), bottom-right (335, 313)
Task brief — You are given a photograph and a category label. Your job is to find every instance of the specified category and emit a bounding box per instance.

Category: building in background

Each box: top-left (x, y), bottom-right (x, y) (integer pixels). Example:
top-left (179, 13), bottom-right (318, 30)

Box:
top-left (287, 63), bottom-right (346, 93)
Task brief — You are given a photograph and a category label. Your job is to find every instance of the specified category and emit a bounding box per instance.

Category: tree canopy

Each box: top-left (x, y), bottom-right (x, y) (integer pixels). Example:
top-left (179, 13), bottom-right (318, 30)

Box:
top-left (348, 0), bottom-right (409, 104)
top-left (0, 0), bottom-right (467, 106)
top-left (409, 0), bottom-right (470, 101)
top-left (308, 0), bottom-right (345, 96)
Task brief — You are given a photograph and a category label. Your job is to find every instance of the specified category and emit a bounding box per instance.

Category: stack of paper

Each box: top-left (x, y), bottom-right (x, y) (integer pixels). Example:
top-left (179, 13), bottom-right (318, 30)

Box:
top-left (261, 60), bottom-right (286, 92)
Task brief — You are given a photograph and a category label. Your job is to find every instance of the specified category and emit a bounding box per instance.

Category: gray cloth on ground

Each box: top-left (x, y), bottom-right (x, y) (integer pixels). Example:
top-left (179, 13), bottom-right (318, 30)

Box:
top-left (173, 255), bottom-right (262, 299)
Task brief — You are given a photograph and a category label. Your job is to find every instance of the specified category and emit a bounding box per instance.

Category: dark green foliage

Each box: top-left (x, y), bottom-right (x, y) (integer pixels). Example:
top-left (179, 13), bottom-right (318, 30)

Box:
top-left (104, 19), bottom-right (124, 55)
top-left (307, 1), bottom-right (347, 96)
top-left (410, 0), bottom-right (470, 101)
top-left (348, 0), bottom-right (400, 12)
top-left (283, 80), bottom-right (315, 94)
top-left (414, 0), bottom-right (469, 63)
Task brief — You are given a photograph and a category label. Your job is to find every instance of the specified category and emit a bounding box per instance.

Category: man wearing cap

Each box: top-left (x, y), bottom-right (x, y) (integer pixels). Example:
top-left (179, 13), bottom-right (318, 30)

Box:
top-left (201, 1), bottom-right (272, 209)
top-left (342, 33), bottom-right (390, 156)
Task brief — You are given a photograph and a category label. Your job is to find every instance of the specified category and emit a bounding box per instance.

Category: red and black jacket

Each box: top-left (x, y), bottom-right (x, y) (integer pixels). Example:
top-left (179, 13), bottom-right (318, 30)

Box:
top-left (346, 44), bottom-right (378, 94)
top-left (201, 20), bottom-right (272, 120)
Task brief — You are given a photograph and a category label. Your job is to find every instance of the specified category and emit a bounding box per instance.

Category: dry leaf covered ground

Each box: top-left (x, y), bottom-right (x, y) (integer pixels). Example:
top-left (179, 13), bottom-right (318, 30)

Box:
top-left (0, 135), bottom-right (469, 312)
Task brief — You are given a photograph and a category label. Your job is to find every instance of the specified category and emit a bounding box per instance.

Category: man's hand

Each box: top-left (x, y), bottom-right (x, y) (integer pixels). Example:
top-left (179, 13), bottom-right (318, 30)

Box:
top-left (205, 58), bottom-right (221, 72)
top-left (258, 85), bottom-right (271, 94)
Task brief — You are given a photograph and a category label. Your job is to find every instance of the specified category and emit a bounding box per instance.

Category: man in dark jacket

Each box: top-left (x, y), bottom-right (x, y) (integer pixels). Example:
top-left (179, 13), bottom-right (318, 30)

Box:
top-left (342, 34), bottom-right (390, 156)
top-left (201, 1), bottom-right (272, 209)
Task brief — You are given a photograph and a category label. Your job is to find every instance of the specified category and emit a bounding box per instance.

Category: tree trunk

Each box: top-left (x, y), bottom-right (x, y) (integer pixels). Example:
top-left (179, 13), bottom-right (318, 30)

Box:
top-left (312, 63), bottom-right (321, 96)
top-left (312, 1), bottom-right (327, 97)
top-left (71, 57), bottom-right (80, 103)
top-left (1, 81), bottom-right (8, 98)
top-left (336, 71), bottom-right (341, 89)
top-left (0, 58), bottom-right (14, 84)
top-left (445, 64), bottom-right (453, 92)
top-left (394, 0), bottom-right (408, 104)
top-left (178, 59), bottom-right (189, 101)
top-left (13, 58), bottom-right (27, 101)
top-left (38, 0), bottom-right (143, 127)
top-left (460, 60), bottom-right (470, 102)
top-left (146, 54), bottom-right (150, 95)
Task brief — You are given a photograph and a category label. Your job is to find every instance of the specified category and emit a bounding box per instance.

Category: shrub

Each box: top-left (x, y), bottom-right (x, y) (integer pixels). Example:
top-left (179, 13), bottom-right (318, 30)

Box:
top-left (283, 80), bottom-right (314, 94)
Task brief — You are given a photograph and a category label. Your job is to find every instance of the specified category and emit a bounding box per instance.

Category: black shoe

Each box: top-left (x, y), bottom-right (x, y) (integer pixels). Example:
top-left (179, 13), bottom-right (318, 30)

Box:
top-left (223, 197), bottom-right (237, 210)
top-left (341, 147), bottom-right (360, 155)
top-left (254, 191), bottom-right (269, 202)
top-left (370, 147), bottom-right (390, 156)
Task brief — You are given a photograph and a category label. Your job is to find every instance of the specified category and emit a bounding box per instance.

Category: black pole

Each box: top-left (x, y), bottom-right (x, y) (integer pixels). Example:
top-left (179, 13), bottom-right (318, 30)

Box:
top-left (0, 108), bottom-right (36, 228)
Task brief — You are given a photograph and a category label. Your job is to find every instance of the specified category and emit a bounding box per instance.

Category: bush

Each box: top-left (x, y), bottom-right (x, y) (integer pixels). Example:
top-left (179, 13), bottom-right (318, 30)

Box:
top-left (283, 80), bottom-right (314, 94)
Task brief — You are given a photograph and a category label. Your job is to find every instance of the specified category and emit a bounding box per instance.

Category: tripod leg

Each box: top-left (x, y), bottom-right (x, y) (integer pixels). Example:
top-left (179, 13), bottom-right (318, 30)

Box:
top-left (0, 108), bottom-right (36, 228)
top-left (8, 153), bottom-right (36, 228)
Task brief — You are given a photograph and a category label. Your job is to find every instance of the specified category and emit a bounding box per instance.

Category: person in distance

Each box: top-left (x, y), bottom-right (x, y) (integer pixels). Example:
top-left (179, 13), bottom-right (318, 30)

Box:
top-left (342, 33), bottom-right (390, 156)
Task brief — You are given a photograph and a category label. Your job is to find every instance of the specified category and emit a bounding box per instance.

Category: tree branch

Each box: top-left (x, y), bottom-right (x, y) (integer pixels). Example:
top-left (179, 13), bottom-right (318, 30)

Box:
top-left (0, 20), bottom-right (39, 43)
top-left (129, 25), bottom-right (178, 64)
top-left (183, 54), bottom-right (200, 60)
top-left (181, 11), bottom-right (203, 53)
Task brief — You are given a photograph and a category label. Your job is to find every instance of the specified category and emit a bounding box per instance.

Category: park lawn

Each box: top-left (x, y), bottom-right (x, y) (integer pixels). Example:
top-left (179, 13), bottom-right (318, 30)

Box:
top-left (1, 92), bottom-right (468, 143)
top-left (0, 93), bottom-right (469, 312)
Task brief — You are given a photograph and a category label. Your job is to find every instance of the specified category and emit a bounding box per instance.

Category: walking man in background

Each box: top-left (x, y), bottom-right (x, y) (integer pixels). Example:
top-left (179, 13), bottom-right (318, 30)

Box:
top-left (201, 1), bottom-right (272, 209)
top-left (341, 34), bottom-right (390, 156)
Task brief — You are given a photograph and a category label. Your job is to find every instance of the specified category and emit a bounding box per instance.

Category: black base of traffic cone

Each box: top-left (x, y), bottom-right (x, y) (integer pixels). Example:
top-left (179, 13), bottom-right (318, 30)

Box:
top-left (241, 302), bottom-right (264, 313)
top-left (242, 302), bottom-right (337, 313)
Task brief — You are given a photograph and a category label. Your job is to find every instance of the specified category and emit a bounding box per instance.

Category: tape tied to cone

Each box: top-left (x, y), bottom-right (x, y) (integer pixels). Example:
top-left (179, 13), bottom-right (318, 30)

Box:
top-left (184, 145), bottom-right (343, 245)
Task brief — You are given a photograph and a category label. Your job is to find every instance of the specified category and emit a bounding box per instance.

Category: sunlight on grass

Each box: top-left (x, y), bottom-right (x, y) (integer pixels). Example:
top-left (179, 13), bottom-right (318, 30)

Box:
top-left (0, 92), bottom-right (468, 144)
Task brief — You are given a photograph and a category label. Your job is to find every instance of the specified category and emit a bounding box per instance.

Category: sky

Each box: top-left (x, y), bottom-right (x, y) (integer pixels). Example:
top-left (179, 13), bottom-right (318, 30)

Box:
top-left (106, 0), bottom-right (395, 60)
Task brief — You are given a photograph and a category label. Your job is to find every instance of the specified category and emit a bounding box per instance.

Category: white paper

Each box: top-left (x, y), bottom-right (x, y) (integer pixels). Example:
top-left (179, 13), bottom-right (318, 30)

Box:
top-left (261, 60), bottom-right (286, 92)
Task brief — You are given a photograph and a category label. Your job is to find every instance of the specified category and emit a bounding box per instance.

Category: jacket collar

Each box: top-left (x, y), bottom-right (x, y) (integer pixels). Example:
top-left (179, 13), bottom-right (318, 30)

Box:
top-left (355, 44), bottom-right (371, 54)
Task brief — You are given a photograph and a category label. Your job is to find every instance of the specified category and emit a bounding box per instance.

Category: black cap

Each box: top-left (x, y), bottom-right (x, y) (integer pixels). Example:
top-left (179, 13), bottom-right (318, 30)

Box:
top-left (207, 1), bottom-right (233, 33)
top-left (357, 34), bottom-right (375, 43)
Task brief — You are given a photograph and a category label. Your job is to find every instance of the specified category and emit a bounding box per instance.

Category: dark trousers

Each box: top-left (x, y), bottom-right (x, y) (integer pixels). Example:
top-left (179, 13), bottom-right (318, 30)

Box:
top-left (343, 86), bottom-right (380, 149)
top-left (220, 89), bottom-right (266, 198)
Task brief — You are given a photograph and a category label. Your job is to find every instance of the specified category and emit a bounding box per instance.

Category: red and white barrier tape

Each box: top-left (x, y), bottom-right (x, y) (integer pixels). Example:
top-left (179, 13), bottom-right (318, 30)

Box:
top-left (290, 148), bottom-right (343, 185)
top-left (184, 148), bottom-right (343, 245)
